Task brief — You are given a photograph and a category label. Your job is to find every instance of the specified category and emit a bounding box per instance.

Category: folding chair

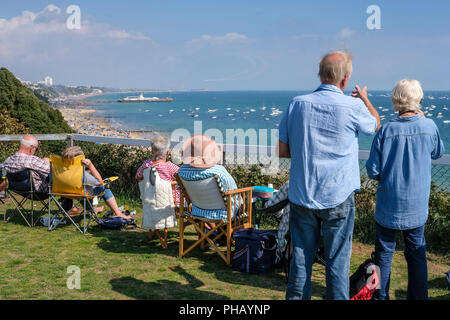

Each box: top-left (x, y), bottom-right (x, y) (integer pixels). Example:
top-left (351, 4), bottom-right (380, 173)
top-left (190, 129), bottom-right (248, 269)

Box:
top-left (47, 154), bottom-right (98, 234)
top-left (175, 173), bottom-right (253, 265)
top-left (4, 169), bottom-right (49, 227)
top-left (0, 168), bottom-right (7, 221)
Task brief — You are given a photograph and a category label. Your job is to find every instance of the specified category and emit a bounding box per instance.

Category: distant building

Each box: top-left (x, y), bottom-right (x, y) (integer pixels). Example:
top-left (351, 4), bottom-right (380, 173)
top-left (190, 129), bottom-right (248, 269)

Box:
top-left (44, 76), bottom-right (53, 86)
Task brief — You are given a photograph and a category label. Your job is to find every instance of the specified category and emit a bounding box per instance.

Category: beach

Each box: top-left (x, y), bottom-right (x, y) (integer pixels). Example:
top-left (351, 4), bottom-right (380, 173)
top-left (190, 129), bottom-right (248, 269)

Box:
top-left (59, 106), bottom-right (145, 139)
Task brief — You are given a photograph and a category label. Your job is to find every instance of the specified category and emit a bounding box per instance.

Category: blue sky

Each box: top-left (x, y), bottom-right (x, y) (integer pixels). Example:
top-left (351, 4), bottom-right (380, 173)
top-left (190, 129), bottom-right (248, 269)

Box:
top-left (1, 0), bottom-right (449, 90)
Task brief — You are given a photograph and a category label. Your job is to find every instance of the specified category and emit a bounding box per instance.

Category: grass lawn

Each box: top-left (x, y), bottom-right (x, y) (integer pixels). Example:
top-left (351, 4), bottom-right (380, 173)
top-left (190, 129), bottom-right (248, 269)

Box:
top-left (0, 196), bottom-right (449, 300)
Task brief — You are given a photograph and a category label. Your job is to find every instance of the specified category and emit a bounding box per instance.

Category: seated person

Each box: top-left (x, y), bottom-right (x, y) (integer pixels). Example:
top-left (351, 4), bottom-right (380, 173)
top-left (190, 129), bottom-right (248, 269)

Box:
top-left (3, 135), bottom-right (50, 193)
top-left (3, 135), bottom-right (78, 213)
top-left (0, 163), bottom-right (6, 196)
top-left (61, 146), bottom-right (130, 219)
top-left (177, 134), bottom-right (238, 222)
top-left (136, 134), bottom-right (180, 204)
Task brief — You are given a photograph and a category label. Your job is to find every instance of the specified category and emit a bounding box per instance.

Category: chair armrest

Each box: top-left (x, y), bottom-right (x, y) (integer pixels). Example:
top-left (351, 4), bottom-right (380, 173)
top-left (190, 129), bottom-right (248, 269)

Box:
top-left (224, 187), bottom-right (254, 195)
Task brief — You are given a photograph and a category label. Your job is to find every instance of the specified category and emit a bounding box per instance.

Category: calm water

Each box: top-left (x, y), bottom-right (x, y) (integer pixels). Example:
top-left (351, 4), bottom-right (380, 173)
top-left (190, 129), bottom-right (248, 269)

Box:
top-left (86, 90), bottom-right (449, 152)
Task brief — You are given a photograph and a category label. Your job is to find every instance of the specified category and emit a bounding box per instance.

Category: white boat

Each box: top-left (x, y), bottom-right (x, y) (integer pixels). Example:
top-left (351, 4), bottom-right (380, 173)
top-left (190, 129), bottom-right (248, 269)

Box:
top-left (118, 93), bottom-right (173, 102)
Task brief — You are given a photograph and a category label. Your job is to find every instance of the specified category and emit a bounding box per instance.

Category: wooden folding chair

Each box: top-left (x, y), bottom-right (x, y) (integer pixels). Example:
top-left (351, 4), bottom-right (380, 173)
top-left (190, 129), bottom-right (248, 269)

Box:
top-left (175, 173), bottom-right (253, 265)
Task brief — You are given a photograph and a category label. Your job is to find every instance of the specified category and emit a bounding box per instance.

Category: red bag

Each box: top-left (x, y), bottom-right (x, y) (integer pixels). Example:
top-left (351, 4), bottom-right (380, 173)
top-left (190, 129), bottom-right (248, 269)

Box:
top-left (350, 253), bottom-right (380, 300)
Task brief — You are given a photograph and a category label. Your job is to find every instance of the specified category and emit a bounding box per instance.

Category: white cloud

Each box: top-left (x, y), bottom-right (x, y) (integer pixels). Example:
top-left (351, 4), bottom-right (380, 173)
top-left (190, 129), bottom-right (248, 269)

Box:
top-left (187, 32), bottom-right (249, 47)
top-left (290, 33), bottom-right (321, 40)
top-left (106, 30), bottom-right (152, 41)
top-left (338, 27), bottom-right (356, 39)
top-left (0, 4), bottom-right (155, 58)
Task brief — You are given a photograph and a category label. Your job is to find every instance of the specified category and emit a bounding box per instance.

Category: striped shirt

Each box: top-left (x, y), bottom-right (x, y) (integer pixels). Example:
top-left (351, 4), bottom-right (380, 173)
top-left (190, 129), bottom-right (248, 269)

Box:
top-left (3, 152), bottom-right (50, 192)
top-left (137, 159), bottom-right (180, 204)
top-left (177, 164), bottom-right (237, 220)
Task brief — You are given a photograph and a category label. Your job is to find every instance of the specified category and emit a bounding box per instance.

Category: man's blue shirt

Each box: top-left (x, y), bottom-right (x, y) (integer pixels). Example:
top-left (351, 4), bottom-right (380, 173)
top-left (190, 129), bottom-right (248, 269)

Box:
top-left (366, 114), bottom-right (444, 230)
top-left (279, 84), bottom-right (377, 209)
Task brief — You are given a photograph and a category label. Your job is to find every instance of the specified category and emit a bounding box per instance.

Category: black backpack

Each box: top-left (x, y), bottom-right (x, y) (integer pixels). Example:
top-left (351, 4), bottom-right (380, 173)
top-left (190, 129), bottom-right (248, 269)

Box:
top-left (349, 252), bottom-right (380, 300)
top-left (232, 228), bottom-right (277, 274)
top-left (97, 216), bottom-right (136, 230)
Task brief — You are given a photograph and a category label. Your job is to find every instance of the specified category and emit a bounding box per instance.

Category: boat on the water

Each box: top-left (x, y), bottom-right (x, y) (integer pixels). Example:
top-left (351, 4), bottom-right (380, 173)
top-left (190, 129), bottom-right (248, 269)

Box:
top-left (118, 93), bottom-right (173, 102)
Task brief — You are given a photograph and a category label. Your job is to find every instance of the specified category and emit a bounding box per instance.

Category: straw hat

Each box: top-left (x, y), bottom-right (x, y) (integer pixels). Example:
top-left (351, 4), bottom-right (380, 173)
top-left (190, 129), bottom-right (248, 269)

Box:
top-left (181, 134), bottom-right (222, 168)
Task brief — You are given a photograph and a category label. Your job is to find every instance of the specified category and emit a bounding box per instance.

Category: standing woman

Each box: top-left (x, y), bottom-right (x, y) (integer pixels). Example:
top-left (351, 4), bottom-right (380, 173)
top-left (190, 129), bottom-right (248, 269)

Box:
top-left (366, 79), bottom-right (445, 300)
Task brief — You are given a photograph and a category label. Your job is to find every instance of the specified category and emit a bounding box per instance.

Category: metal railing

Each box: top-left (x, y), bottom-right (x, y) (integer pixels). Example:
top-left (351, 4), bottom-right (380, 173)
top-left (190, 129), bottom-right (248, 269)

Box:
top-left (1, 133), bottom-right (449, 191)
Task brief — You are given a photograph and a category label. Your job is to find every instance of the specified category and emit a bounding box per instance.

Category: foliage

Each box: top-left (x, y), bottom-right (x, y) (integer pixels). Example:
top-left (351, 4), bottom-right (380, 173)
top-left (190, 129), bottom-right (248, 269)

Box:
top-left (0, 68), bottom-right (73, 134)
top-left (77, 142), bottom-right (153, 198)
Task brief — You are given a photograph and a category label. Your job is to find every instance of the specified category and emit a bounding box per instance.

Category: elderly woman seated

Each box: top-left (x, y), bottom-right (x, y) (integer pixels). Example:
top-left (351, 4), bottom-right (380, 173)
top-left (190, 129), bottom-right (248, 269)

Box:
top-left (177, 134), bottom-right (238, 232)
top-left (365, 79), bottom-right (444, 300)
top-left (135, 134), bottom-right (180, 203)
top-left (61, 146), bottom-right (131, 219)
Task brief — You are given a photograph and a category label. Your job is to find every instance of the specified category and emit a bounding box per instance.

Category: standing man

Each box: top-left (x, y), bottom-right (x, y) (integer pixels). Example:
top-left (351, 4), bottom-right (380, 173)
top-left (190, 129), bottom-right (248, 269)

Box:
top-left (278, 51), bottom-right (380, 300)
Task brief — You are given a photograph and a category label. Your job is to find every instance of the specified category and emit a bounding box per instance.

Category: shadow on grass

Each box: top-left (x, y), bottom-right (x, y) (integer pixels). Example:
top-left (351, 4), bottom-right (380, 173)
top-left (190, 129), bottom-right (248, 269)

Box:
top-left (110, 265), bottom-right (229, 300)
top-left (428, 276), bottom-right (450, 300)
top-left (90, 226), bottom-right (326, 295)
top-left (88, 226), bottom-right (180, 257)
top-left (3, 207), bottom-right (60, 228)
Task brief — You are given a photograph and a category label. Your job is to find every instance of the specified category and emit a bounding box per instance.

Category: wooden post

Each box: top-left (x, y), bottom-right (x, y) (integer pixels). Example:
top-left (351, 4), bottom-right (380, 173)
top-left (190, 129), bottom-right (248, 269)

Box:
top-left (66, 134), bottom-right (74, 147)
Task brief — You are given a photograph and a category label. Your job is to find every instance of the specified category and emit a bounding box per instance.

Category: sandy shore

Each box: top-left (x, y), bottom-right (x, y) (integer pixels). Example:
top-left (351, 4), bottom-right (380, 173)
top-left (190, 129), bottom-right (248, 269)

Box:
top-left (59, 106), bottom-right (145, 139)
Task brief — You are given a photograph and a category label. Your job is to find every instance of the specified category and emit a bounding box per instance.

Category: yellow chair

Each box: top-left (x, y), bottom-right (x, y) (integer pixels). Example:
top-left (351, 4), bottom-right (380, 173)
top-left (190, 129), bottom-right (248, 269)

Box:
top-left (175, 173), bottom-right (253, 265)
top-left (47, 154), bottom-right (97, 234)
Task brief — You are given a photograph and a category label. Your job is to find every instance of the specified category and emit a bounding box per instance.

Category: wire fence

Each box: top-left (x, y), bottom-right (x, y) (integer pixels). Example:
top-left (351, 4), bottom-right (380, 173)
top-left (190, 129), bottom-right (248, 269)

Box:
top-left (222, 148), bottom-right (450, 192)
top-left (1, 133), bottom-right (449, 192)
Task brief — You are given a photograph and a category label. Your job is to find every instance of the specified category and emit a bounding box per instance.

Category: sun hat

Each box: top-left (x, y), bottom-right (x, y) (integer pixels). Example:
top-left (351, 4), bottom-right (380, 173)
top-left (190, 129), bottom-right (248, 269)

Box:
top-left (181, 134), bottom-right (222, 168)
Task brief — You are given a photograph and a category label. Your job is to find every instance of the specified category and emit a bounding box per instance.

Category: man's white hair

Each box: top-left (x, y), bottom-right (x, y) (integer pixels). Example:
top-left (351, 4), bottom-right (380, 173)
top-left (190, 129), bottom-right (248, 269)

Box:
top-left (391, 79), bottom-right (424, 112)
top-left (151, 134), bottom-right (170, 160)
top-left (318, 50), bottom-right (353, 84)
top-left (20, 135), bottom-right (38, 148)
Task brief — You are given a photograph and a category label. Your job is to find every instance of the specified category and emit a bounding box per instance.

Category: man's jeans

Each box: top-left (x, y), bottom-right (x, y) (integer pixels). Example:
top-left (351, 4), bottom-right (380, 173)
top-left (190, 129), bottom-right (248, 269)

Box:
top-left (286, 193), bottom-right (355, 300)
top-left (373, 223), bottom-right (428, 300)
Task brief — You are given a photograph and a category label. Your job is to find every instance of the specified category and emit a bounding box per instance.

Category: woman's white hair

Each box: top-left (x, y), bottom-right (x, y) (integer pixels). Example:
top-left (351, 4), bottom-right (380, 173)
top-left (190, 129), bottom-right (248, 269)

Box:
top-left (151, 134), bottom-right (170, 160)
top-left (391, 79), bottom-right (424, 112)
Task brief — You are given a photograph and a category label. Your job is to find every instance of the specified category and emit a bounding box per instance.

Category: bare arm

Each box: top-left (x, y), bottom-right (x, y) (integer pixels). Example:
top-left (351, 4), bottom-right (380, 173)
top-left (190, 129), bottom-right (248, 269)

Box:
top-left (81, 159), bottom-right (103, 185)
top-left (278, 140), bottom-right (291, 158)
top-left (352, 85), bottom-right (381, 131)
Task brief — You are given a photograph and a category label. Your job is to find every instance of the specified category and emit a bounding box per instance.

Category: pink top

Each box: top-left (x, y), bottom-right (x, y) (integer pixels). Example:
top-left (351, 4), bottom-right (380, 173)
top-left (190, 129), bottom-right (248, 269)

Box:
top-left (137, 159), bottom-right (180, 204)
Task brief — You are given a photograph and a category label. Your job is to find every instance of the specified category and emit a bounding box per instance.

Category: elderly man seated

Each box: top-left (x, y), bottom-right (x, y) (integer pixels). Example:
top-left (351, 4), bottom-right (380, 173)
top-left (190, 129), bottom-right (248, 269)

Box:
top-left (3, 135), bottom-right (80, 214)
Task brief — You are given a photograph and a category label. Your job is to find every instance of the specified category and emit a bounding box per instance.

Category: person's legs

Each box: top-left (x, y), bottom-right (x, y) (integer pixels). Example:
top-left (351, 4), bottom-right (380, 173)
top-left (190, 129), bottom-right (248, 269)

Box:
top-left (373, 223), bottom-right (397, 300)
top-left (93, 186), bottom-right (130, 219)
top-left (403, 225), bottom-right (428, 300)
top-left (320, 193), bottom-right (355, 300)
top-left (285, 203), bottom-right (320, 300)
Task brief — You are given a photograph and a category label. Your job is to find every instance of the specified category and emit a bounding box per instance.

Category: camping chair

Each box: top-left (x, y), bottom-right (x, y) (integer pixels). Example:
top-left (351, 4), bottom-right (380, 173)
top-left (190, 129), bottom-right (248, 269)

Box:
top-left (4, 169), bottom-right (49, 227)
top-left (0, 167), bottom-right (7, 221)
top-left (47, 154), bottom-right (99, 234)
top-left (175, 173), bottom-right (253, 265)
top-left (256, 198), bottom-right (326, 282)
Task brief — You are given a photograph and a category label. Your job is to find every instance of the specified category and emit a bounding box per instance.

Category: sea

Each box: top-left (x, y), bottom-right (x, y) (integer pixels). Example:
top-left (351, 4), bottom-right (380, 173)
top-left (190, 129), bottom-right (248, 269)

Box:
top-left (85, 90), bottom-right (450, 153)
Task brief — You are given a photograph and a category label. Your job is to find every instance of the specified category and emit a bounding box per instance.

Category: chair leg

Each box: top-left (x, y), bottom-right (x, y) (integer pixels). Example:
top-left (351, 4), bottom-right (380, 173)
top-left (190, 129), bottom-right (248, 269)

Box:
top-left (179, 215), bottom-right (184, 258)
top-left (226, 223), bottom-right (232, 265)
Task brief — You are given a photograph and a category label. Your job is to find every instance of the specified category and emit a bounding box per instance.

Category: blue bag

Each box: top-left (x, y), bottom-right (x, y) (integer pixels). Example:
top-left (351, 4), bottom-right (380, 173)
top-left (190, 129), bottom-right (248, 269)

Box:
top-left (232, 228), bottom-right (277, 274)
top-left (97, 216), bottom-right (136, 230)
